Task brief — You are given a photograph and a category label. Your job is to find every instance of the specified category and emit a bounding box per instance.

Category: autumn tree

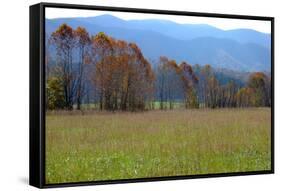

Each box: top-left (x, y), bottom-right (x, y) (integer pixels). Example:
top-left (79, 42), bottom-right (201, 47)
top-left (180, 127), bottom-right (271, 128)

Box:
top-left (91, 32), bottom-right (114, 110)
top-left (125, 43), bottom-right (155, 111)
top-left (75, 27), bottom-right (91, 110)
top-left (90, 32), bottom-right (154, 111)
top-left (236, 87), bottom-right (254, 107)
top-left (225, 81), bottom-right (238, 107)
top-left (166, 60), bottom-right (182, 109)
top-left (50, 24), bottom-right (76, 109)
top-left (180, 62), bottom-right (199, 108)
top-left (156, 58), bottom-right (198, 109)
top-left (248, 72), bottom-right (270, 106)
top-left (195, 64), bottom-right (213, 108)
top-left (215, 80), bottom-right (238, 108)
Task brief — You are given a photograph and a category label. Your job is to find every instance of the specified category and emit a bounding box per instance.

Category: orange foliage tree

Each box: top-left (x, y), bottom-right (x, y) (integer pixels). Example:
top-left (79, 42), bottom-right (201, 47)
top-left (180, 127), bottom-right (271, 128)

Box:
top-left (90, 32), bottom-right (154, 111)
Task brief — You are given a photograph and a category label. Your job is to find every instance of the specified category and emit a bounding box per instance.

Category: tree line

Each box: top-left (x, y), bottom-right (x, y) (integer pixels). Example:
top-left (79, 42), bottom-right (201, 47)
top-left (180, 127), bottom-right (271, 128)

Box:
top-left (46, 24), bottom-right (271, 111)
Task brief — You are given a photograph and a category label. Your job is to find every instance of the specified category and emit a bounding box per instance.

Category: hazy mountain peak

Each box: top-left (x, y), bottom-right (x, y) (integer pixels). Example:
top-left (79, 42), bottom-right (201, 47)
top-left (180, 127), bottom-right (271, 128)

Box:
top-left (46, 15), bottom-right (271, 72)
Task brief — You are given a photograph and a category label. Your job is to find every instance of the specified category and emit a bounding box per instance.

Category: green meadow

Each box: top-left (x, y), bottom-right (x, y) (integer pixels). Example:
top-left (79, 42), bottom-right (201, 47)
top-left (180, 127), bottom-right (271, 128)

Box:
top-left (46, 108), bottom-right (271, 184)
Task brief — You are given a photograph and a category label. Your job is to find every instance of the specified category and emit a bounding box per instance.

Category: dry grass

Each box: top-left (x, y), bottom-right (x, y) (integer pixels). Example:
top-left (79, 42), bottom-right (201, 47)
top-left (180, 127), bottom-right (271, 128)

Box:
top-left (46, 108), bottom-right (271, 184)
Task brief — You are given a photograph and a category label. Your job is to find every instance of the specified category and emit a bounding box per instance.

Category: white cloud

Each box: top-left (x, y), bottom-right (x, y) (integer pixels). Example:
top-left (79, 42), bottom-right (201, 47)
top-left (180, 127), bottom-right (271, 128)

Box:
top-left (46, 7), bottom-right (271, 33)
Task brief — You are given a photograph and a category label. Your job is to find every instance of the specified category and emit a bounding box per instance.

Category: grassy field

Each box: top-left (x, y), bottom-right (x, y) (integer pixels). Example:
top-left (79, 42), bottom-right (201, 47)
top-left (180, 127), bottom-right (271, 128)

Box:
top-left (46, 108), bottom-right (271, 184)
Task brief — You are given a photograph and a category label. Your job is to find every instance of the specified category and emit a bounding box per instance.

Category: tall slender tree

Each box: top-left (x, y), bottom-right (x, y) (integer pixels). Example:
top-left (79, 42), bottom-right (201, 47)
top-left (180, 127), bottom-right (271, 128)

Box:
top-left (75, 27), bottom-right (91, 110)
top-left (50, 24), bottom-right (76, 109)
top-left (91, 32), bottom-right (114, 110)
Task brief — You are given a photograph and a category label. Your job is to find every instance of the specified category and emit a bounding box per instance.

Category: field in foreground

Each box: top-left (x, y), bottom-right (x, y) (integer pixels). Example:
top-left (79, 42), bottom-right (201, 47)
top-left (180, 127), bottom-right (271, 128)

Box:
top-left (46, 108), bottom-right (271, 184)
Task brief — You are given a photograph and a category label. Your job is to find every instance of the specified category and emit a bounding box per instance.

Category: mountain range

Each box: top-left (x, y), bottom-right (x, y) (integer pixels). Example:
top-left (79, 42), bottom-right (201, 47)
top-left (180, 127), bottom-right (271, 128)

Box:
top-left (46, 14), bottom-right (271, 72)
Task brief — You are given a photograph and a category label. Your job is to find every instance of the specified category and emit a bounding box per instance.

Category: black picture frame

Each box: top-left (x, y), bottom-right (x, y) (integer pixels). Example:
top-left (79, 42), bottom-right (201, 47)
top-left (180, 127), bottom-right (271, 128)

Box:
top-left (30, 2), bottom-right (275, 188)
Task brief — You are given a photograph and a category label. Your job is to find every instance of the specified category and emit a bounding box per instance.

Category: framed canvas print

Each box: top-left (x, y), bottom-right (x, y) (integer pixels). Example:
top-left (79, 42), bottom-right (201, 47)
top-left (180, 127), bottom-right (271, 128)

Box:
top-left (30, 2), bottom-right (274, 188)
